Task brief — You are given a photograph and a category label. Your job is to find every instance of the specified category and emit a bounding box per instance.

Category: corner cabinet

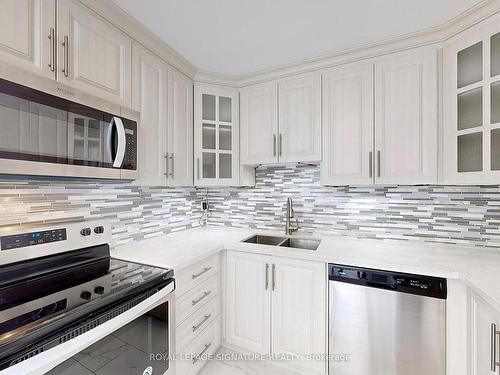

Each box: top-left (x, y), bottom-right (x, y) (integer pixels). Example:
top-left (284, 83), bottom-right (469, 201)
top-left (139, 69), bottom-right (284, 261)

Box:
top-left (0, 0), bottom-right (56, 79)
top-left (240, 73), bottom-right (322, 165)
top-left (321, 49), bottom-right (438, 185)
top-left (225, 251), bottom-right (327, 374)
top-left (194, 83), bottom-right (254, 186)
top-left (57, 0), bottom-right (132, 107)
top-left (443, 20), bottom-right (500, 184)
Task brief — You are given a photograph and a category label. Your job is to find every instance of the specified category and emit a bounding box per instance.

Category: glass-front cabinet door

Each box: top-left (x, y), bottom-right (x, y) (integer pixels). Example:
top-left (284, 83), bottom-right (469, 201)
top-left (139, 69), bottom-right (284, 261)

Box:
top-left (443, 21), bottom-right (500, 183)
top-left (194, 84), bottom-right (240, 186)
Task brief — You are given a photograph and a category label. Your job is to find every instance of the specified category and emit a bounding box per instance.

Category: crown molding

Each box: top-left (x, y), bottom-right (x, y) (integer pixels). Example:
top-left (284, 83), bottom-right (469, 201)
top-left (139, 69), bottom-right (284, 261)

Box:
top-left (195, 0), bottom-right (500, 87)
top-left (79, 0), bottom-right (198, 79)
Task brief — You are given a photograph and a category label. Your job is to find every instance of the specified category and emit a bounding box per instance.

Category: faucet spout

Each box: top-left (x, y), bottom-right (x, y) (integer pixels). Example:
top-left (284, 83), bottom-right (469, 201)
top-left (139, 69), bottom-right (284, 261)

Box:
top-left (285, 197), bottom-right (299, 235)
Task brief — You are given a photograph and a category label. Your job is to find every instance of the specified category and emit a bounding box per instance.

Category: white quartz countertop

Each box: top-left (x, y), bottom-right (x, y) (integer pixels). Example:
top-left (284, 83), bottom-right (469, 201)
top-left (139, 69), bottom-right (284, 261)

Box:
top-left (112, 225), bottom-right (500, 312)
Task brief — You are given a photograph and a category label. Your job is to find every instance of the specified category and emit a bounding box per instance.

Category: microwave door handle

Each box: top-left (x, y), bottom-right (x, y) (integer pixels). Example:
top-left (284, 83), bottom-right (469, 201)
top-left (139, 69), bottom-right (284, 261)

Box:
top-left (111, 117), bottom-right (126, 168)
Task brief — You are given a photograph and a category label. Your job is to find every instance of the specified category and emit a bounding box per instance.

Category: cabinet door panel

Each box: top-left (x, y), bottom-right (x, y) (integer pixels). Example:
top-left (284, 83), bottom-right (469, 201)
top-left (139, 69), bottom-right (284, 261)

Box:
top-left (443, 20), bottom-right (500, 184)
top-left (278, 74), bottom-right (321, 163)
top-left (375, 50), bottom-right (438, 184)
top-left (272, 258), bottom-right (327, 374)
top-left (194, 84), bottom-right (240, 186)
top-left (167, 67), bottom-right (193, 186)
top-left (469, 294), bottom-right (500, 375)
top-left (321, 64), bottom-right (374, 185)
top-left (57, 0), bottom-right (131, 106)
top-left (225, 252), bottom-right (271, 354)
top-left (0, 0), bottom-right (55, 78)
top-left (240, 83), bottom-right (278, 165)
top-left (132, 44), bottom-right (167, 186)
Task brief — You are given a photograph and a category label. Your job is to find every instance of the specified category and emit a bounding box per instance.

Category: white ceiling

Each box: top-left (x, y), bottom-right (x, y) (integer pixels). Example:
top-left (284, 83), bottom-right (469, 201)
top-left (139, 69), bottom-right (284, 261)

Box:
top-left (113, 0), bottom-right (482, 76)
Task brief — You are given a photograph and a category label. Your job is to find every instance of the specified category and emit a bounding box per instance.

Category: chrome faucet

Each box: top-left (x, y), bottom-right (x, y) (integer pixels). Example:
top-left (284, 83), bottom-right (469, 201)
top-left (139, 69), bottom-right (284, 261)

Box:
top-left (285, 197), bottom-right (299, 235)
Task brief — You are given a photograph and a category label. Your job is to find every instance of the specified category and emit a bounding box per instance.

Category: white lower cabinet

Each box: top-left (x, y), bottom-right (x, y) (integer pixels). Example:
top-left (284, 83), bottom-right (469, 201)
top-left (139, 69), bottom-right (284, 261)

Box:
top-left (175, 254), bottom-right (222, 375)
top-left (224, 251), bottom-right (327, 374)
top-left (225, 251), bottom-right (271, 354)
top-left (469, 292), bottom-right (500, 375)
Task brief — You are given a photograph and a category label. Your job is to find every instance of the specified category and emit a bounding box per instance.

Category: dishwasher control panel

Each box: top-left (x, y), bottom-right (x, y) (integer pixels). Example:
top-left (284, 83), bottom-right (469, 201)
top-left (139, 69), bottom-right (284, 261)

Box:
top-left (329, 264), bottom-right (447, 299)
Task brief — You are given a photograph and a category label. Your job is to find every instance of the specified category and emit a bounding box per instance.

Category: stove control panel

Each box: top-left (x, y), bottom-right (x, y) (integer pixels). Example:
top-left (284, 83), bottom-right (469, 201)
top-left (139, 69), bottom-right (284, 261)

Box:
top-left (1, 228), bottom-right (67, 251)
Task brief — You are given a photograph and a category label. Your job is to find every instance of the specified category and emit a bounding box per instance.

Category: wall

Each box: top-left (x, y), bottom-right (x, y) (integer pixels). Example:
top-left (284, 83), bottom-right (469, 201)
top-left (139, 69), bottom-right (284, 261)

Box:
top-left (0, 178), bottom-right (204, 248)
top-left (207, 164), bottom-right (500, 248)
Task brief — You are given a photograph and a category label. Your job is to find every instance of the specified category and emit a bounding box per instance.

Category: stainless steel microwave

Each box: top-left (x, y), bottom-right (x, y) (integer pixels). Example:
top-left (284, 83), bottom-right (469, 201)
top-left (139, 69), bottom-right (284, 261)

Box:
top-left (0, 79), bottom-right (137, 179)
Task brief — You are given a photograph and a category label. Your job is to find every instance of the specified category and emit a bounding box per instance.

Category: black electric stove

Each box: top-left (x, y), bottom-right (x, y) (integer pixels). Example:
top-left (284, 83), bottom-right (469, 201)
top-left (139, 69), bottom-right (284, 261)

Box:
top-left (0, 220), bottom-right (174, 373)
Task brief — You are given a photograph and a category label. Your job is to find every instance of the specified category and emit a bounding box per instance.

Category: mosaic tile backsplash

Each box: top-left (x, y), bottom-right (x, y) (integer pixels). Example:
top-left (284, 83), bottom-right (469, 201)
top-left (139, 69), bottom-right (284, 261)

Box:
top-left (0, 178), bottom-right (204, 247)
top-left (2, 163), bottom-right (500, 249)
top-left (207, 164), bottom-right (500, 248)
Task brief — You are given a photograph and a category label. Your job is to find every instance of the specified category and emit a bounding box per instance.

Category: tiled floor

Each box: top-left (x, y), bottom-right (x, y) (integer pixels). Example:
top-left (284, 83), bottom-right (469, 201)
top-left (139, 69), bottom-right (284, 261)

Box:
top-left (198, 348), bottom-right (304, 375)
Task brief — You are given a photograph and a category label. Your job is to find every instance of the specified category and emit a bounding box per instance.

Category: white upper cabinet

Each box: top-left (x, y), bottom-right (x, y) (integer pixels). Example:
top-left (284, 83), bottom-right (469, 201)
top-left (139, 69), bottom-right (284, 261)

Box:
top-left (167, 66), bottom-right (193, 186)
top-left (278, 74), bottom-right (322, 163)
top-left (57, 0), bottom-right (132, 107)
top-left (133, 43), bottom-right (168, 186)
top-left (443, 20), bottom-right (500, 184)
top-left (374, 50), bottom-right (438, 184)
top-left (194, 83), bottom-right (241, 186)
top-left (239, 74), bottom-right (321, 166)
top-left (321, 64), bottom-right (374, 185)
top-left (240, 82), bottom-right (278, 165)
top-left (0, 0), bottom-right (55, 79)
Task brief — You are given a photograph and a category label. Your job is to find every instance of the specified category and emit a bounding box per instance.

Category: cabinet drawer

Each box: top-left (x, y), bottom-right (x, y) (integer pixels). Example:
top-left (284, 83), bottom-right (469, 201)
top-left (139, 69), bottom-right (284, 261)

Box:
top-left (176, 317), bottom-right (221, 375)
top-left (176, 255), bottom-right (220, 296)
top-left (176, 273), bottom-right (220, 325)
top-left (176, 296), bottom-right (220, 352)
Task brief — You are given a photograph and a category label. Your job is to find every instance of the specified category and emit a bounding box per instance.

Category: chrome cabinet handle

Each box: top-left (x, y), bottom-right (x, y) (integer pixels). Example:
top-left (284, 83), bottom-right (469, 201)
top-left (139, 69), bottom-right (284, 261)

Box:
top-left (164, 154), bottom-right (169, 177)
top-left (377, 150), bottom-right (381, 178)
top-left (62, 35), bottom-right (69, 77)
top-left (164, 153), bottom-right (174, 177)
top-left (48, 28), bottom-right (55, 72)
top-left (369, 151), bottom-right (373, 178)
top-left (279, 134), bottom-right (283, 157)
top-left (492, 323), bottom-right (500, 371)
top-left (192, 314), bottom-right (212, 332)
top-left (273, 135), bottom-right (276, 157)
top-left (170, 153), bottom-right (174, 178)
top-left (197, 158), bottom-right (200, 180)
top-left (272, 264), bottom-right (276, 291)
top-left (193, 343), bottom-right (212, 364)
top-left (191, 291), bottom-right (211, 306)
top-left (265, 263), bottom-right (269, 290)
top-left (192, 267), bottom-right (212, 280)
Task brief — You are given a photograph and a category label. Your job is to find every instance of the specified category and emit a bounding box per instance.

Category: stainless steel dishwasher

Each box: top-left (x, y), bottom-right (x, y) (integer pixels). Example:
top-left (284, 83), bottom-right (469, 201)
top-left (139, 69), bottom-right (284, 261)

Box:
top-left (328, 264), bottom-right (447, 375)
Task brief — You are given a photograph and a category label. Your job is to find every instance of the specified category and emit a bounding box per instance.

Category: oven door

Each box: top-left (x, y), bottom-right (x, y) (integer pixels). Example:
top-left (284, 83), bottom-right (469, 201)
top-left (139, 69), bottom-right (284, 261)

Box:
top-left (46, 301), bottom-right (172, 375)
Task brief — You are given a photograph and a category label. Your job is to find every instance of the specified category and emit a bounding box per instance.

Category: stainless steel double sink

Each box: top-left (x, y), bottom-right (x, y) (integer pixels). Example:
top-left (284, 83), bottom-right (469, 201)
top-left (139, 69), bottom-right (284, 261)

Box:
top-left (242, 234), bottom-right (321, 250)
